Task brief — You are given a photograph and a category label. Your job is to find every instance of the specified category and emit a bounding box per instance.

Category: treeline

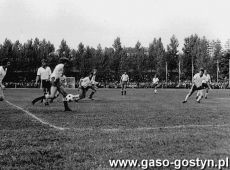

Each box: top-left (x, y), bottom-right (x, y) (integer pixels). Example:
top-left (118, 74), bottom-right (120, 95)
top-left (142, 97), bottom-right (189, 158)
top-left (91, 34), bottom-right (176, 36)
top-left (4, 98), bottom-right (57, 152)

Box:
top-left (0, 35), bottom-right (229, 82)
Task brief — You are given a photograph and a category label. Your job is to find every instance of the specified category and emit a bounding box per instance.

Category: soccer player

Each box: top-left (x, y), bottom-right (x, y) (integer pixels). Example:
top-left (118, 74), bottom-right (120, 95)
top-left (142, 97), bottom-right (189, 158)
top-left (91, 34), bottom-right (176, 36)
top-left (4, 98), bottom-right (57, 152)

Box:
top-left (32, 57), bottom-right (71, 111)
top-left (0, 59), bottom-right (10, 101)
top-left (34, 59), bottom-right (52, 102)
top-left (120, 71), bottom-right (129, 95)
top-left (182, 68), bottom-right (206, 103)
top-left (75, 73), bottom-right (94, 102)
top-left (203, 70), bottom-right (211, 99)
top-left (152, 74), bottom-right (159, 94)
top-left (88, 69), bottom-right (98, 100)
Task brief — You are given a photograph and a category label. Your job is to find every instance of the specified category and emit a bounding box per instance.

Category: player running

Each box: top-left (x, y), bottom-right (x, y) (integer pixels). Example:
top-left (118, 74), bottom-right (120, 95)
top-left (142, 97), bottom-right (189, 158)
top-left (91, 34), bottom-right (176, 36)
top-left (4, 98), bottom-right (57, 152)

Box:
top-left (182, 68), bottom-right (206, 103)
top-left (32, 57), bottom-right (71, 111)
top-left (152, 74), bottom-right (159, 94)
top-left (203, 70), bottom-right (212, 99)
top-left (120, 72), bottom-right (129, 95)
top-left (0, 59), bottom-right (10, 101)
top-left (33, 59), bottom-right (52, 103)
top-left (88, 69), bottom-right (98, 100)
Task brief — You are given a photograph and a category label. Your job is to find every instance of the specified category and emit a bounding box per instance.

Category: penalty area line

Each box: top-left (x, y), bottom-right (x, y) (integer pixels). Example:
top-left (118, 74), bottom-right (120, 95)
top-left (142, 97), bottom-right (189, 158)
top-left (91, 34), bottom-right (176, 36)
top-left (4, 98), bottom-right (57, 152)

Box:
top-left (5, 100), bottom-right (69, 131)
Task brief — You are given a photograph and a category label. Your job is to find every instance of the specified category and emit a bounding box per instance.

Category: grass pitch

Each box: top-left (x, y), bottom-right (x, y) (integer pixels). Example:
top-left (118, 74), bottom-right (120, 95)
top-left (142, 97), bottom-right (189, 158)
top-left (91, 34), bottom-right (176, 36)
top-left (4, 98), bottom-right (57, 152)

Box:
top-left (1, 88), bottom-right (230, 169)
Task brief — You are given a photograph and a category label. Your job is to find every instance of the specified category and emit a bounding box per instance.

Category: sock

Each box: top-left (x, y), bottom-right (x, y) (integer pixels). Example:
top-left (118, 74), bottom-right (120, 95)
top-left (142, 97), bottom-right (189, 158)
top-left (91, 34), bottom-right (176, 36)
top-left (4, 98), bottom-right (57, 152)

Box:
top-left (32, 96), bottom-right (45, 104)
top-left (63, 101), bottom-right (71, 110)
top-left (89, 92), bottom-right (95, 99)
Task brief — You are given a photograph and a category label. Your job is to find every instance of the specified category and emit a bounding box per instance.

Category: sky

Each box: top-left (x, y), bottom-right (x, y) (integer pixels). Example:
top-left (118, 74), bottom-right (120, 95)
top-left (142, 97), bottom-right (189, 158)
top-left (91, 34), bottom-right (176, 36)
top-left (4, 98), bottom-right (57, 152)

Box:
top-left (0, 0), bottom-right (230, 51)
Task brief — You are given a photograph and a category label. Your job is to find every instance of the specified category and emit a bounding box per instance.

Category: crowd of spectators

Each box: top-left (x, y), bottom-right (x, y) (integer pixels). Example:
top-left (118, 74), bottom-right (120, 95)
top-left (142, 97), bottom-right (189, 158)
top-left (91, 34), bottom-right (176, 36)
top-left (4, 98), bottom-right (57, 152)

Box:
top-left (3, 80), bottom-right (229, 89)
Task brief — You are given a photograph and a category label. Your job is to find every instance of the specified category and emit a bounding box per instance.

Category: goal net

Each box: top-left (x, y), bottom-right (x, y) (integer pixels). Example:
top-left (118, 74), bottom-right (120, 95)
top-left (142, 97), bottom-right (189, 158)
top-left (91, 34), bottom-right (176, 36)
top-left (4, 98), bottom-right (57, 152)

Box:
top-left (61, 77), bottom-right (76, 89)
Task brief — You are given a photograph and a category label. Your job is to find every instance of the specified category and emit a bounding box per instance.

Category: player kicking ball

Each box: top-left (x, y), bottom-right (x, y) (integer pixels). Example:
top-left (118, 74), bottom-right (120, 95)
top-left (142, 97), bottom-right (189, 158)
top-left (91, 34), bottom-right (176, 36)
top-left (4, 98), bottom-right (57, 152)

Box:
top-left (32, 57), bottom-right (71, 111)
top-left (182, 68), bottom-right (206, 103)
top-left (152, 74), bottom-right (159, 94)
top-left (0, 59), bottom-right (10, 101)
top-left (120, 72), bottom-right (129, 95)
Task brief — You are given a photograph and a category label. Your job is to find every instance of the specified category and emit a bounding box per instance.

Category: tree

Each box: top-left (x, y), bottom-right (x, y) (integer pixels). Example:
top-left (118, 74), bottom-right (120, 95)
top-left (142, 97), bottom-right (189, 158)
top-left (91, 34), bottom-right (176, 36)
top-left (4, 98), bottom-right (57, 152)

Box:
top-left (166, 35), bottom-right (179, 81)
top-left (58, 39), bottom-right (71, 59)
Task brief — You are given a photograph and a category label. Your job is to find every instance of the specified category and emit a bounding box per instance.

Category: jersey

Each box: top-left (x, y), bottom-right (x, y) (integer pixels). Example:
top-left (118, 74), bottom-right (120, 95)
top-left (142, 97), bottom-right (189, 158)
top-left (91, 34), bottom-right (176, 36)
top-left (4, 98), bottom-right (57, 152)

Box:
top-left (193, 73), bottom-right (206, 87)
top-left (80, 77), bottom-right (92, 88)
top-left (152, 77), bottom-right (159, 84)
top-left (204, 74), bottom-right (211, 83)
top-left (37, 66), bottom-right (52, 80)
top-left (121, 74), bottom-right (129, 82)
top-left (50, 64), bottom-right (64, 81)
top-left (91, 75), bottom-right (98, 85)
top-left (0, 66), bottom-right (7, 84)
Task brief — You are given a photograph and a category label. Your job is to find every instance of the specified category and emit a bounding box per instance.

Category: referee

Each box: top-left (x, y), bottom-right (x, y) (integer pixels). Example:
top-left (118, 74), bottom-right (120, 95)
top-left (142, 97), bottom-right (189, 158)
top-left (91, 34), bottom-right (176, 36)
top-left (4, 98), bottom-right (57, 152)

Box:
top-left (34, 59), bottom-right (52, 102)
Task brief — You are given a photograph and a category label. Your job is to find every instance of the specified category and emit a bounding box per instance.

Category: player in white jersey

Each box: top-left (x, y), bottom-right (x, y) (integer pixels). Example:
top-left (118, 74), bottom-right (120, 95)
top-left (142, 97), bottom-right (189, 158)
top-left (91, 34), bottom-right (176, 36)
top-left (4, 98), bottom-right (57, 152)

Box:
top-left (152, 74), bottom-right (159, 94)
top-left (75, 73), bottom-right (94, 102)
top-left (32, 57), bottom-right (71, 111)
top-left (88, 69), bottom-right (98, 100)
top-left (182, 68), bottom-right (206, 103)
top-left (0, 59), bottom-right (10, 101)
top-left (203, 70), bottom-right (211, 99)
top-left (33, 59), bottom-right (52, 103)
top-left (35, 59), bottom-right (52, 93)
top-left (120, 72), bottom-right (129, 95)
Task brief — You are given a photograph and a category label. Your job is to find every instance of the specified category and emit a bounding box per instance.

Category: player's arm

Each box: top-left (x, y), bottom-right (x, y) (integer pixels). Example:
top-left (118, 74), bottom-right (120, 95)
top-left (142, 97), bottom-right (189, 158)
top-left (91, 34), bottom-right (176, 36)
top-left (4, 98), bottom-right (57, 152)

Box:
top-left (35, 75), bottom-right (40, 85)
top-left (48, 67), bottom-right (52, 80)
top-left (35, 68), bottom-right (41, 85)
top-left (207, 79), bottom-right (212, 89)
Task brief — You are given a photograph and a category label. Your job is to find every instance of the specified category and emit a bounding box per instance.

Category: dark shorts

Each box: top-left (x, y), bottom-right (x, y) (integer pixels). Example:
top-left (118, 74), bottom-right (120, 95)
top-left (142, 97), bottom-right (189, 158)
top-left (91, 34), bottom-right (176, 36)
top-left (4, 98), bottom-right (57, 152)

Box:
top-left (202, 83), bottom-right (209, 89)
top-left (52, 78), bottom-right (61, 87)
top-left (42, 80), bottom-right (51, 89)
top-left (190, 84), bottom-right (203, 94)
top-left (152, 83), bottom-right (158, 88)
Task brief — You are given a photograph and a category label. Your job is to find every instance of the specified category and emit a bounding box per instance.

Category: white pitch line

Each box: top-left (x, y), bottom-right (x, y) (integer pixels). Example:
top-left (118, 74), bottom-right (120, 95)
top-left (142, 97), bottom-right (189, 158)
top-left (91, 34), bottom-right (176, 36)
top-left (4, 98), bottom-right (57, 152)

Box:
top-left (5, 100), bottom-right (230, 132)
top-left (100, 124), bottom-right (230, 133)
top-left (5, 100), bottom-right (69, 131)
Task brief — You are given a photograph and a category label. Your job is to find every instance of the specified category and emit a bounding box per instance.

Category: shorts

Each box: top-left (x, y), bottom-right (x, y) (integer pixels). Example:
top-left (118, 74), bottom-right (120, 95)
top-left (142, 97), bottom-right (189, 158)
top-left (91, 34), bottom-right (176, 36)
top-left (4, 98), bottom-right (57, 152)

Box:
top-left (190, 84), bottom-right (203, 94)
top-left (52, 78), bottom-right (61, 87)
top-left (42, 80), bottom-right (51, 89)
top-left (152, 83), bottom-right (158, 88)
top-left (121, 81), bottom-right (128, 85)
top-left (202, 83), bottom-right (209, 89)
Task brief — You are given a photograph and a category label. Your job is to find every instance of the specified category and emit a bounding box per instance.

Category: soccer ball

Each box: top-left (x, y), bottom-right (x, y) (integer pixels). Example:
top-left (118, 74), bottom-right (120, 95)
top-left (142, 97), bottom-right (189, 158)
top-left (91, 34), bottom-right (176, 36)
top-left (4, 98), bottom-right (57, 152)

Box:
top-left (66, 94), bottom-right (74, 102)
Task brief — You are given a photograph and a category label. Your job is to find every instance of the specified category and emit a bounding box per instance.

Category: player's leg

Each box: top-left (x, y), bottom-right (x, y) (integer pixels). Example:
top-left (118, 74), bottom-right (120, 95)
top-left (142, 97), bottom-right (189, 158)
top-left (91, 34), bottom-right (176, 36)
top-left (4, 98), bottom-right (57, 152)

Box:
top-left (75, 87), bottom-right (87, 102)
top-left (196, 90), bottom-right (204, 103)
top-left (41, 80), bottom-right (48, 103)
top-left (121, 82), bottom-right (124, 95)
top-left (32, 84), bottom-right (49, 105)
top-left (153, 84), bottom-right (157, 93)
top-left (124, 82), bottom-right (127, 95)
top-left (182, 85), bottom-right (196, 103)
top-left (89, 85), bottom-right (96, 100)
top-left (57, 85), bottom-right (71, 111)
top-left (0, 85), bottom-right (5, 101)
top-left (205, 87), bottom-right (209, 99)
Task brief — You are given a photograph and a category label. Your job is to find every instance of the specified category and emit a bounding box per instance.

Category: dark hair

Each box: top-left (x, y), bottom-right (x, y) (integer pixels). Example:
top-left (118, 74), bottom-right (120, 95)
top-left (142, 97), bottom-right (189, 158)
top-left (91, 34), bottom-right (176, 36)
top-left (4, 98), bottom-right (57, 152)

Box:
top-left (200, 68), bottom-right (204, 72)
